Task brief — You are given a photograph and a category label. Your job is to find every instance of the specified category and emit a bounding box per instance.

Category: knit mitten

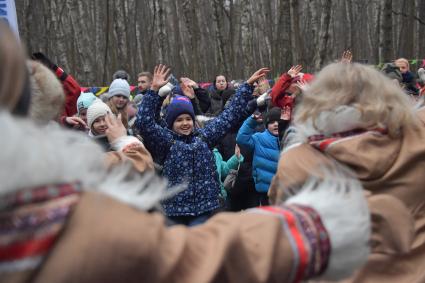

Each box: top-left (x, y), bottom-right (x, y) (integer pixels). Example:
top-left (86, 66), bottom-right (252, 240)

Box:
top-left (256, 90), bottom-right (270, 107)
top-left (285, 166), bottom-right (370, 281)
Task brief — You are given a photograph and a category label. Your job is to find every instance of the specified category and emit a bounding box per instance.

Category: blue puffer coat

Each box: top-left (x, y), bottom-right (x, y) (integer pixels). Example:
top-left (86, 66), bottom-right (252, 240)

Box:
top-left (136, 83), bottom-right (254, 216)
top-left (236, 117), bottom-right (280, 193)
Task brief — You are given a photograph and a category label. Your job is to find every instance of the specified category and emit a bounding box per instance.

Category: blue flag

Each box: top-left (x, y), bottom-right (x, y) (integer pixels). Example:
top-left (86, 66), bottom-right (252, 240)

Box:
top-left (0, 0), bottom-right (19, 38)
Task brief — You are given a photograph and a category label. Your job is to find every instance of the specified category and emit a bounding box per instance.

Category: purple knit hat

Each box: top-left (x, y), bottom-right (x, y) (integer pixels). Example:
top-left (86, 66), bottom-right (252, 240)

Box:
top-left (165, 95), bottom-right (195, 128)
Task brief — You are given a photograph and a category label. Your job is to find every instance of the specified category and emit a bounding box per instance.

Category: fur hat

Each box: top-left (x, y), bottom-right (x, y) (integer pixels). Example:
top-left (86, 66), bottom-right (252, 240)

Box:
top-left (108, 79), bottom-right (130, 99)
top-left (165, 95), bottom-right (195, 128)
top-left (112, 70), bottom-right (130, 81)
top-left (263, 107), bottom-right (281, 126)
top-left (132, 93), bottom-right (143, 106)
top-left (28, 60), bottom-right (65, 124)
top-left (87, 99), bottom-right (111, 129)
top-left (381, 63), bottom-right (402, 83)
top-left (77, 92), bottom-right (97, 114)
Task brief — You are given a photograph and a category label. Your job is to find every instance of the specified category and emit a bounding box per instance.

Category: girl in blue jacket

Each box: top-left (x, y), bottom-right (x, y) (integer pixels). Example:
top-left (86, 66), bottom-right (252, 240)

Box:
top-left (136, 65), bottom-right (269, 226)
top-left (236, 107), bottom-right (281, 205)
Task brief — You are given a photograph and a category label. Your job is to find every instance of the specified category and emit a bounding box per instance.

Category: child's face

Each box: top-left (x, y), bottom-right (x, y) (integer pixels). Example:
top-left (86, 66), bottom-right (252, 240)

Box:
top-left (92, 116), bottom-right (108, 135)
top-left (110, 95), bottom-right (128, 110)
top-left (395, 61), bottom-right (409, 74)
top-left (267, 121), bottom-right (279, 136)
top-left (172, 114), bottom-right (194, 136)
top-left (79, 108), bottom-right (88, 123)
top-left (287, 83), bottom-right (300, 94)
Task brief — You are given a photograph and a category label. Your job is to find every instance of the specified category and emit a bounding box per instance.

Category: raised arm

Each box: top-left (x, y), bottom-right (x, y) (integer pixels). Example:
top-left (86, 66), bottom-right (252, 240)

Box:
top-left (181, 77), bottom-right (211, 113)
top-left (236, 116), bottom-right (259, 151)
top-left (136, 65), bottom-right (175, 160)
top-left (220, 145), bottom-right (244, 178)
top-left (271, 65), bottom-right (302, 108)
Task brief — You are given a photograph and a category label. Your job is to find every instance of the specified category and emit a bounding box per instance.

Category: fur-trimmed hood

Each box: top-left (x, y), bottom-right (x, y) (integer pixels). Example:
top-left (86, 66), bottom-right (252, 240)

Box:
top-left (28, 60), bottom-right (65, 124)
top-left (0, 111), bottom-right (170, 211)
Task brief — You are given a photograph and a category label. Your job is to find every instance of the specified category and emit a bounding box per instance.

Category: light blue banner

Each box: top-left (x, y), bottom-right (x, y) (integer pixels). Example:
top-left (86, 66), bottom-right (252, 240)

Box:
top-left (0, 0), bottom-right (19, 38)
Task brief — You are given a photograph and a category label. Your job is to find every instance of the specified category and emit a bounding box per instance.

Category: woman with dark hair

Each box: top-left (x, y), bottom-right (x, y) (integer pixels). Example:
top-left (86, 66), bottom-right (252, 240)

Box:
top-left (205, 74), bottom-right (236, 116)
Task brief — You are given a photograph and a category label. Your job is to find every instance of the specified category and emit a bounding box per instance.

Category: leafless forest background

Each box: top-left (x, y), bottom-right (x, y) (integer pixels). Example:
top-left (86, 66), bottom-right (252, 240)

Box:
top-left (16, 0), bottom-right (425, 85)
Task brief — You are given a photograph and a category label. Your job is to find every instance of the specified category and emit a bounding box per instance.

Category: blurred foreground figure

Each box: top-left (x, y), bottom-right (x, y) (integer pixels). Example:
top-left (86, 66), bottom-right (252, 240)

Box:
top-left (270, 62), bottom-right (424, 283)
top-left (0, 21), bottom-right (370, 283)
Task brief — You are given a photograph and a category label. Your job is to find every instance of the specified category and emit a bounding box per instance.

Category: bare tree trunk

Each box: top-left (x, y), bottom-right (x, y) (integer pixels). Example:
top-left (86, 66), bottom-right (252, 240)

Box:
top-left (113, 0), bottom-right (129, 74)
top-left (379, 0), bottom-right (393, 63)
top-left (366, 0), bottom-right (380, 64)
top-left (212, 0), bottom-right (229, 75)
top-left (241, 0), bottom-right (253, 76)
top-left (314, 0), bottom-right (332, 70)
top-left (345, 0), bottom-right (354, 50)
top-left (276, 0), bottom-right (292, 74)
top-left (182, 0), bottom-right (202, 78)
top-left (289, 0), bottom-right (304, 65)
top-left (398, 0), bottom-right (415, 59)
top-left (169, 0), bottom-right (185, 75)
top-left (416, 0), bottom-right (425, 60)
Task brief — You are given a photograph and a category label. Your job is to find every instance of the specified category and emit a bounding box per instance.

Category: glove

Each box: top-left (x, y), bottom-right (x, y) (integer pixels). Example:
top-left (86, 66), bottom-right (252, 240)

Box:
top-left (31, 52), bottom-right (58, 72)
top-left (256, 90), bottom-right (271, 107)
top-left (158, 82), bottom-right (174, 97)
top-left (285, 166), bottom-right (370, 281)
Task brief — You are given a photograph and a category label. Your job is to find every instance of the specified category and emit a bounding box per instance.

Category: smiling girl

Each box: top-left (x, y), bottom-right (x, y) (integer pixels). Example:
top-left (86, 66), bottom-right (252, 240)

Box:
top-left (87, 99), bottom-right (113, 151)
top-left (137, 65), bottom-right (269, 225)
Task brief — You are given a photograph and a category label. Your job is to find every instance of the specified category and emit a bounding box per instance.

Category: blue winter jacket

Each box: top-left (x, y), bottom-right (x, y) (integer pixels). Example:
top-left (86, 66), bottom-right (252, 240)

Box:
top-left (236, 117), bottom-right (279, 193)
top-left (136, 83), bottom-right (254, 216)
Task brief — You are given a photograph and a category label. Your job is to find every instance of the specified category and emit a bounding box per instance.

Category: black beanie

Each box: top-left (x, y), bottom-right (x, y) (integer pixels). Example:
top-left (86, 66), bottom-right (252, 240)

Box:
top-left (263, 107), bottom-right (281, 126)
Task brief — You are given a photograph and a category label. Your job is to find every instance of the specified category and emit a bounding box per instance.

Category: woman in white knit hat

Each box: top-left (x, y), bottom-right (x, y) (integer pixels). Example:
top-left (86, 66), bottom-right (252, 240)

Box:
top-left (87, 99), bottom-right (114, 151)
top-left (107, 78), bottom-right (131, 129)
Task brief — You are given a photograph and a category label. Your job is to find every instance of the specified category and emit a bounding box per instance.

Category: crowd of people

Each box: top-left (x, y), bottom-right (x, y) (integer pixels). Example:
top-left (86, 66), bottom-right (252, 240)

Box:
top-left (1, 18), bottom-right (425, 282)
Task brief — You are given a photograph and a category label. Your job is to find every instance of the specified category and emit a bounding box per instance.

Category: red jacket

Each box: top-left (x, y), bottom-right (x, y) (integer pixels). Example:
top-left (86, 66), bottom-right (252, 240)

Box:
top-left (55, 67), bottom-right (81, 125)
top-left (270, 73), bottom-right (314, 121)
top-left (270, 73), bottom-right (294, 121)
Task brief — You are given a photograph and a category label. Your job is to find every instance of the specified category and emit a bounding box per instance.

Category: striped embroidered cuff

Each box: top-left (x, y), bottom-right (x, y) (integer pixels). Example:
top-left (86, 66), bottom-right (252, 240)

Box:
top-left (249, 205), bottom-right (331, 282)
top-left (0, 183), bottom-right (81, 278)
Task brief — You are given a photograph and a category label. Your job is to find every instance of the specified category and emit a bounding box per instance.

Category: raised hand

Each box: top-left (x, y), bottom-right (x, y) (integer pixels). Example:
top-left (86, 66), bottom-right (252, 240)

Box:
top-left (105, 113), bottom-right (127, 143)
top-left (235, 144), bottom-right (241, 159)
top-left (287, 65), bottom-right (302, 78)
top-left (151, 64), bottom-right (171, 92)
top-left (65, 116), bottom-right (88, 130)
top-left (181, 81), bottom-right (196, 99)
top-left (341, 50), bottom-right (353, 64)
top-left (257, 77), bottom-right (271, 94)
top-left (247, 67), bottom-right (270, 85)
top-left (180, 77), bottom-right (199, 89)
top-left (295, 80), bottom-right (309, 92)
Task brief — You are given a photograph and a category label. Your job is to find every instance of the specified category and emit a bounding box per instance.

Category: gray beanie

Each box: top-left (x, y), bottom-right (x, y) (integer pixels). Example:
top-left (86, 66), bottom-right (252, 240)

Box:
top-left (108, 79), bottom-right (130, 99)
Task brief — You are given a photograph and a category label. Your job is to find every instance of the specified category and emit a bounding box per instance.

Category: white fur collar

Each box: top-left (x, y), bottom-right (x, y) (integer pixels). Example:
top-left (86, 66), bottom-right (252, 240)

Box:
top-left (294, 106), bottom-right (370, 142)
top-left (0, 112), bottom-right (171, 211)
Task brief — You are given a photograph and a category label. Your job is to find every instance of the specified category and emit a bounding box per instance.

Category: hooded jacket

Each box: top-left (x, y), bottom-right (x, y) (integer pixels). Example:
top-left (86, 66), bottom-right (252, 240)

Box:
top-left (269, 107), bottom-right (425, 283)
top-left (236, 116), bottom-right (280, 193)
